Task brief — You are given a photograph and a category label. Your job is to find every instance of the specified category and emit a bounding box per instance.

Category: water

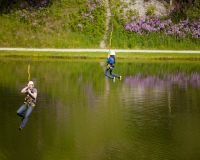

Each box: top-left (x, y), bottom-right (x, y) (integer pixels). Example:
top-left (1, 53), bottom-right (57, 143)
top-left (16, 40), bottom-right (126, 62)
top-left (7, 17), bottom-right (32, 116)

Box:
top-left (0, 59), bottom-right (200, 160)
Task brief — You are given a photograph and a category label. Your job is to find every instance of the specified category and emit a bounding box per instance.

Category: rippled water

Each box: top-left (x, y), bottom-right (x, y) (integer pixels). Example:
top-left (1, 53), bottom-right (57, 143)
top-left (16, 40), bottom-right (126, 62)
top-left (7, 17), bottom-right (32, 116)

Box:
top-left (0, 59), bottom-right (200, 160)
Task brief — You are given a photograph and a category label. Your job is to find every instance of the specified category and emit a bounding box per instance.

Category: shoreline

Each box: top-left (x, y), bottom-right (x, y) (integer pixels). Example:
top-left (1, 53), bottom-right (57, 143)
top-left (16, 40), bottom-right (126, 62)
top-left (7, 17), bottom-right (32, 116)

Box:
top-left (1, 48), bottom-right (200, 53)
top-left (1, 48), bottom-right (200, 61)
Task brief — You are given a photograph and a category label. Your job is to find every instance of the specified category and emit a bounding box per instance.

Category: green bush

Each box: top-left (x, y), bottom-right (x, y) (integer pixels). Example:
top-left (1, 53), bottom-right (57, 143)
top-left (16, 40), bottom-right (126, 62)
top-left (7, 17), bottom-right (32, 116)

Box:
top-left (146, 5), bottom-right (155, 17)
top-left (69, 1), bottom-right (106, 41)
top-left (169, 0), bottom-right (200, 22)
top-left (0, 0), bottom-right (102, 48)
top-left (186, 0), bottom-right (200, 20)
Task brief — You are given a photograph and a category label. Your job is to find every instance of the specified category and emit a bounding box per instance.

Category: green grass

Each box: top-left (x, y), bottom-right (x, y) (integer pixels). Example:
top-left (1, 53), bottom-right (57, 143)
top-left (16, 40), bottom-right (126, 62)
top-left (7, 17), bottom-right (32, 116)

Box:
top-left (0, 0), bottom-right (101, 48)
top-left (111, 32), bottom-right (200, 50)
top-left (0, 51), bottom-right (200, 61)
top-left (0, 0), bottom-right (200, 49)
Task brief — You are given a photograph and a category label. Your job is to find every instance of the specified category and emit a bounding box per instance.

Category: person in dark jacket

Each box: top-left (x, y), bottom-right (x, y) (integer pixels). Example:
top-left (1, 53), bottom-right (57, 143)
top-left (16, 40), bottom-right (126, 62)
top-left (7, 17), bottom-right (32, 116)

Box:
top-left (104, 50), bottom-right (121, 82)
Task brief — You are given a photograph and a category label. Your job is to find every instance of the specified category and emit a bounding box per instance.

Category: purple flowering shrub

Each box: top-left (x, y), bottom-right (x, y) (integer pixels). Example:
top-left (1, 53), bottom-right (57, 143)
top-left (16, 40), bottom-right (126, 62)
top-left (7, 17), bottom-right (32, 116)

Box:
top-left (125, 16), bottom-right (200, 39)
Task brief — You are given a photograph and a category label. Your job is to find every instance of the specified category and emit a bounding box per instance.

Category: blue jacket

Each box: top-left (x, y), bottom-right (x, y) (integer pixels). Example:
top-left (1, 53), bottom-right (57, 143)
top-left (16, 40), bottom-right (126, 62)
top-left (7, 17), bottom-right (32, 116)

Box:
top-left (107, 56), bottom-right (115, 65)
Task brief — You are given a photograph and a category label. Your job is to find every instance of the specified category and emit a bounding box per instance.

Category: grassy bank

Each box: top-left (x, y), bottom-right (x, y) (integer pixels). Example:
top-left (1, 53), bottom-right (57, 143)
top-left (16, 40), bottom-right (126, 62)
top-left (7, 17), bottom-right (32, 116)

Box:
top-left (0, 0), bottom-right (200, 49)
top-left (0, 0), bottom-right (104, 48)
top-left (111, 29), bottom-right (200, 50)
top-left (1, 51), bottom-right (200, 61)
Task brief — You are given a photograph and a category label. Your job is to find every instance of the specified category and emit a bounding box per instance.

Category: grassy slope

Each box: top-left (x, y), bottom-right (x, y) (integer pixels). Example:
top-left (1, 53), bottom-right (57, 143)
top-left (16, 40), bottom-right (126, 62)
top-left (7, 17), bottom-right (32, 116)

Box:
top-left (111, 29), bottom-right (200, 50)
top-left (109, 0), bottom-right (200, 50)
top-left (0, 0), bottom-right (200, 49)
top-left (0, 0), bottom-right (100, 48)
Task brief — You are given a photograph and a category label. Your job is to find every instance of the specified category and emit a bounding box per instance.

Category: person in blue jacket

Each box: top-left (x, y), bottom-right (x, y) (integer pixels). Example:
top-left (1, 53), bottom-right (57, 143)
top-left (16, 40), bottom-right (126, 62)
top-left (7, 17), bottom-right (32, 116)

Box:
top-left (104, 50), bottom-right (121, 82)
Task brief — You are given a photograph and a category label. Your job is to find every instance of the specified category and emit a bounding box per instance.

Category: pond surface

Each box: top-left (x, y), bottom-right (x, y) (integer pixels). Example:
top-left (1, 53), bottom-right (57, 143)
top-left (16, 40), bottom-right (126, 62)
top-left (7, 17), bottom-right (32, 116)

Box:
top-left (0, 59), bottom-right (200, 160)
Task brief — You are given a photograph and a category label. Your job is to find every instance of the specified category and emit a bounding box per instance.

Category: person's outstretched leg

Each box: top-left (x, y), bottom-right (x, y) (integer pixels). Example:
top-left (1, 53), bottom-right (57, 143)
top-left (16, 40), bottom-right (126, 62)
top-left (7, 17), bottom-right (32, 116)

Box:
top-left (104, 68), bottom-right (114, 79)
top-left (17, 104), bottom-right (27, 118)
top-left (110, 68), bottom-right (121, 79)
top-left (19, 105), bottom-right (33, 129)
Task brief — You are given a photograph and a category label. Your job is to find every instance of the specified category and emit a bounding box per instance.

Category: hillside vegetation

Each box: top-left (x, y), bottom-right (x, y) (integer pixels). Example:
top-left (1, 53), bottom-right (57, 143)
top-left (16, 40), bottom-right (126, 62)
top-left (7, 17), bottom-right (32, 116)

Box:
top-left (0, 0), bottom-right (105, 48)
top-left (0, 0), bottom-right (199, 49)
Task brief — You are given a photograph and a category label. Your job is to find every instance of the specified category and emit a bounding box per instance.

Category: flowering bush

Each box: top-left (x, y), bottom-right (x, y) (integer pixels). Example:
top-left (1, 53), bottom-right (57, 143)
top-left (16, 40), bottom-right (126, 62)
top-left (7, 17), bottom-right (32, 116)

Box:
top-left (125, 16), bottom-right (200, 39)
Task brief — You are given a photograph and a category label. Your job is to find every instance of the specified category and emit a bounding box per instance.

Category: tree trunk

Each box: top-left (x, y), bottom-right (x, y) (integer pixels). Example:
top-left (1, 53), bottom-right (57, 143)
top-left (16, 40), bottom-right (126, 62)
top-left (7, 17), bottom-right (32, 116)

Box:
top-left (170, 0), bottom-right (173, 6)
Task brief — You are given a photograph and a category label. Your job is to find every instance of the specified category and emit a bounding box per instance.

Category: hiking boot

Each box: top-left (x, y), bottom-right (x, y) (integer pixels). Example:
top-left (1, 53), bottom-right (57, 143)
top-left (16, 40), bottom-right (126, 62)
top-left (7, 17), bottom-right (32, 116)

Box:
top-left (113, 77), bottom-right (116, 82)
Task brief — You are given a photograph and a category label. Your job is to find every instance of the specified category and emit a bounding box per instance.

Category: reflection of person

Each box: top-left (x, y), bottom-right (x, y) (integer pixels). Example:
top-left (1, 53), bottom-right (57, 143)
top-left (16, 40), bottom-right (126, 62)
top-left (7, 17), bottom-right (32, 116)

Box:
top-left (17, 81), bottom-right (37, 130)
top-left (104, 50), bottom-right (121, 82)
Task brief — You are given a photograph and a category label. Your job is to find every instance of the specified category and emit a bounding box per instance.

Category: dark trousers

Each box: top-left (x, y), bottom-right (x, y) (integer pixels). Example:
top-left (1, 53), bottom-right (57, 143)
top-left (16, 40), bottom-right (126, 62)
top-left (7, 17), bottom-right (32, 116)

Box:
top-left (104, 66), bottom-right (120, 79)
top-left (17, 104), bottom-right (34, 129)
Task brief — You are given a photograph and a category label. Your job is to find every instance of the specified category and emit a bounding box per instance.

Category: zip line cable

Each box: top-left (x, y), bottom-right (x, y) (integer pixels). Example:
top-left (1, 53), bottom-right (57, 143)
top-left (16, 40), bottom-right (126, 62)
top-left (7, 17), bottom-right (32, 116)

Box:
top-left (27, 63), bottom-right (31, 81)
top-left (109, 22), bottom-right (113, 49)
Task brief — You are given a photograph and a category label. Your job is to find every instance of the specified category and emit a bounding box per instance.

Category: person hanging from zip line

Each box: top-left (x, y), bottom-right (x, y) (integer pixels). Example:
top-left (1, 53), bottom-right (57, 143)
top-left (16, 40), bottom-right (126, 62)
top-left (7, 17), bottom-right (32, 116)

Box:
top-left (104, 50), bottom-right (122, 82)
top-left (17, 81), bottom-right (37, 130)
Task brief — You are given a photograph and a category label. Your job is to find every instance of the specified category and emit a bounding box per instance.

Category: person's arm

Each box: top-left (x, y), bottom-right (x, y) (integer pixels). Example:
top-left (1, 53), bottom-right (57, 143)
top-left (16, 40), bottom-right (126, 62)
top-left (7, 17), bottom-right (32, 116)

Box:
top-left (107, 57), bottom-right (111, 64)
top-left (21, 86), bottom-right (28, 93)
top-left (27, 89), bottom-right (37, 99)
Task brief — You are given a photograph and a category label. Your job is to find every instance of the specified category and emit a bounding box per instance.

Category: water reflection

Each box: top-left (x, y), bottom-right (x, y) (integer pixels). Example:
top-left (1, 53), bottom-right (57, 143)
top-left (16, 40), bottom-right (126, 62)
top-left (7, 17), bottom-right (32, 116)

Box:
top-left (0, 60), bottom-right (200, 160)
top-left (122, 72), bottom-right (200, 113)
top-left (124, 73), bottom-right (200, 88)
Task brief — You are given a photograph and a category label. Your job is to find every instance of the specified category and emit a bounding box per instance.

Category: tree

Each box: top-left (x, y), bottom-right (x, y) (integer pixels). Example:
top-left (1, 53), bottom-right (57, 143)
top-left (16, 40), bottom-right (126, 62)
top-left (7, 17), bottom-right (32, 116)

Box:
top-left (170, 0), bottom-right (173, 6)
top-left (0, 0), bottom-right (50, 12)
top-left (186, 0), bottom-right (200, 19)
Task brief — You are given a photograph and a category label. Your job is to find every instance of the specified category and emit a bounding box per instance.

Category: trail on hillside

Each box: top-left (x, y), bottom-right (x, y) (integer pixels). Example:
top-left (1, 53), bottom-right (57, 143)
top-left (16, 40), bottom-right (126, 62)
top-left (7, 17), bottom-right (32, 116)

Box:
top-left (99, 0), bottom-right (167, 49)
top-left (99, 0), bottom-right (111, 49)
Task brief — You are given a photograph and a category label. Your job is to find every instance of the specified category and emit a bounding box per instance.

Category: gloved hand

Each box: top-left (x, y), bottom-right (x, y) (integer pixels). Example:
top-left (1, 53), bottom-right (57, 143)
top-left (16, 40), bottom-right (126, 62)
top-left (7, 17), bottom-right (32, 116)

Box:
top-left (106, 64), bottom-right (111, 69)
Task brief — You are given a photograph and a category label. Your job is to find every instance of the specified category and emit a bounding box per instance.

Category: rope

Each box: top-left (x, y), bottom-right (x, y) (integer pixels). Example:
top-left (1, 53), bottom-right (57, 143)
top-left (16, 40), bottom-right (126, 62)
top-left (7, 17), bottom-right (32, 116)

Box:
top-left (27, 64), bottom-right (31, 81)
top-left (109, 22), bottom-right (113, 49)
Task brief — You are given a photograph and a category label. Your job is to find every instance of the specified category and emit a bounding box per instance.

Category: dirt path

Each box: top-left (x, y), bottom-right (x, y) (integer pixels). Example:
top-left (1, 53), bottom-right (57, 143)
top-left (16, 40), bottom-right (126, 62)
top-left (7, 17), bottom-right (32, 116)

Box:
top-left (99, 0), bottom-right (111, 48)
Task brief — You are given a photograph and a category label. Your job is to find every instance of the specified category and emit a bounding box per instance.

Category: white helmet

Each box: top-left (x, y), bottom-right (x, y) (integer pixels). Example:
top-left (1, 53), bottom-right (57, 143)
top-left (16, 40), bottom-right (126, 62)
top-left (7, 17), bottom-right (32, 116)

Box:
top-left (109, 50), bottom-right (116, 56)
top-left (28, 81), bottom-right (34, 85)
